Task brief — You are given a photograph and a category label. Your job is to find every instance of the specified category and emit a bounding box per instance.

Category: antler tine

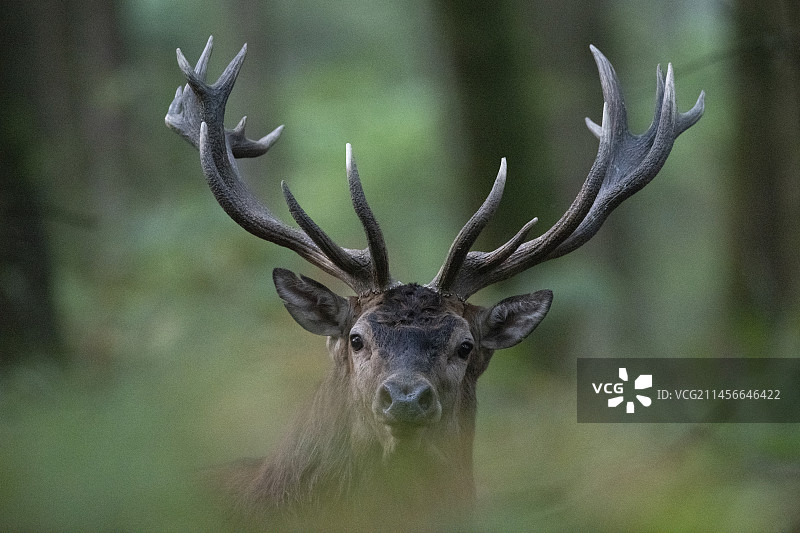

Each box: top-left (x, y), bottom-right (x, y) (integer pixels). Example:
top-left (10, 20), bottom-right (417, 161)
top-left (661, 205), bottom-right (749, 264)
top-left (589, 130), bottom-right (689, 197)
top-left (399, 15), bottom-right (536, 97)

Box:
top-left (194, 35), bottom-right (214, 81)
top-left (432, 46), bottom-right (704, 299)
top-left (167, 38), bottom-right (391, 294)
top-left (430, 158), bottom-right (507, 293)
top-left (347, 144), bottom-right (393, 291)
top-left (280, 180), bottom-right (367, 277)
top-left (475, 216), bottom-right (538, 271)
top-left (230, 117), bottom-right (285, 158)
top-left (677, 88), bottom-right (705, 135)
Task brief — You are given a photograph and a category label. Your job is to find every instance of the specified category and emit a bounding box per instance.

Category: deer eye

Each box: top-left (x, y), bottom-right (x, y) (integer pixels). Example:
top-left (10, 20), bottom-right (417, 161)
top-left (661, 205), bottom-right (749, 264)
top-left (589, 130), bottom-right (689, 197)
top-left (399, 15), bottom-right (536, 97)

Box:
top-left (350, 334), bottom-right (364, 351)
top-left (457, 340), bottom-right (473, 360)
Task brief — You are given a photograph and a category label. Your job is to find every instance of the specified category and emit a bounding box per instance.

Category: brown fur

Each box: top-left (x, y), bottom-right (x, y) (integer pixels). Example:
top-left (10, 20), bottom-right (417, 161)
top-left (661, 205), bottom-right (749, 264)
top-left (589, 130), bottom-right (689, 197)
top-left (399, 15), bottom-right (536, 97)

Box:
top-left (211, 277), bottom-right (556, 530)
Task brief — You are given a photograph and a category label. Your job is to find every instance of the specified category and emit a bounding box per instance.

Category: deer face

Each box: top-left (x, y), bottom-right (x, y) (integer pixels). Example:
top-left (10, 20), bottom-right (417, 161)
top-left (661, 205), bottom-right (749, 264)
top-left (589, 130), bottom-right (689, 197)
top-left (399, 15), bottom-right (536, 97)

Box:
top-left (349, 285), bottom-right (474, 450)
top-left (273, 269), bottom-right (552, 455)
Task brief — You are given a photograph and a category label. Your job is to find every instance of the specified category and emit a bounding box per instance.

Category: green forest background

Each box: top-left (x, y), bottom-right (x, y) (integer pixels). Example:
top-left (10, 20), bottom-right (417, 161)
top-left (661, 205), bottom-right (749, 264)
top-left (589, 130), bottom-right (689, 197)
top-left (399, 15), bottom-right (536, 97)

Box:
top-left (1, 0), bottom-right (799, 530)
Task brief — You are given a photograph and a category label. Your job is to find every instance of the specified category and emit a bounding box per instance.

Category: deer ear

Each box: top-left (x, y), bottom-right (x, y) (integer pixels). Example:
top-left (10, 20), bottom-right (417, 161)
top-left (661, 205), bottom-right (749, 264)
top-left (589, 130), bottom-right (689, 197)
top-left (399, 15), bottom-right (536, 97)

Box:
top-left (273, 268), bottom-right (350, 336)
top-left (479, 290), bottom-right (553, 350)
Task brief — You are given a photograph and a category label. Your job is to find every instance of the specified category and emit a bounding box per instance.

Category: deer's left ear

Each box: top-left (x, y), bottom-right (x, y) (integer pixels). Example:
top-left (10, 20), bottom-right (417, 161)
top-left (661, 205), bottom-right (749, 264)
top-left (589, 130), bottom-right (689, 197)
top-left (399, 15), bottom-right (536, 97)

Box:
top-left (479, 290), bottom-right (553, 350)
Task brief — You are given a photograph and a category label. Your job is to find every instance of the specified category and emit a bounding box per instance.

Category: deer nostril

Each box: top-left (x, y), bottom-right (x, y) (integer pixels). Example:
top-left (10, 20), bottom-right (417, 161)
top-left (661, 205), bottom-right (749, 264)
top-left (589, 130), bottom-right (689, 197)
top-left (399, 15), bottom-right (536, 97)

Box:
top-left (417, 385), bottom-right (433, 412)
top-left (378, 384), bottom-right (393, 411)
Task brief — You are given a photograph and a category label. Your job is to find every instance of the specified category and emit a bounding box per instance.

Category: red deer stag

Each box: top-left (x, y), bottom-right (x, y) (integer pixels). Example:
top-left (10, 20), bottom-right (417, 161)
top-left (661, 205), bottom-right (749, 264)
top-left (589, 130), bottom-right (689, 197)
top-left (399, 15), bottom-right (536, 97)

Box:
top-left (166, 36), bottom-right (704, 528)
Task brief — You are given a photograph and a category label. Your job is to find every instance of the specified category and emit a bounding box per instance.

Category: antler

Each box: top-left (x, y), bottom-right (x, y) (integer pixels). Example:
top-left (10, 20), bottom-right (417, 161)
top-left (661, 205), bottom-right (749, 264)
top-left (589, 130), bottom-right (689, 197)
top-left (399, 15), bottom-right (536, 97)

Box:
top-left (429, 45), bottom-right (705, 298)
top-left (165, 37), bottom-right (395, 294)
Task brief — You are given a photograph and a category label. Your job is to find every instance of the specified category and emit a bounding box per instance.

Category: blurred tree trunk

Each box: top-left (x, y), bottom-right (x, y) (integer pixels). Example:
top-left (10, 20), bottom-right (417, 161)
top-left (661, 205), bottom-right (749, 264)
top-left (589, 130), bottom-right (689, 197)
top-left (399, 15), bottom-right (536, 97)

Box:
top-left (432, 0), bottom-right (610, 369)
top-left (433, 0), bottom-right (554, 240)
top-left (0, 6), bottom-right (62, 365)
top-left (729, 0), bottom-right (800, 354)
top-left (0, 0), bottom-right (128, 367)
top-left (0, 146), bottom-right (62, 366)
top-left (53, 0), bottom-right (129, 369)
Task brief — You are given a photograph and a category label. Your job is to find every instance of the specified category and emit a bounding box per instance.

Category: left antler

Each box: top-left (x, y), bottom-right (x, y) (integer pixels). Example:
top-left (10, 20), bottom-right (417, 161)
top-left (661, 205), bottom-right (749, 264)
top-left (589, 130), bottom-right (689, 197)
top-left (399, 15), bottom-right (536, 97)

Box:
top-left (428, 45), bottom-right (705, 299)
top-left (165, 36), bottom-right (395, 294)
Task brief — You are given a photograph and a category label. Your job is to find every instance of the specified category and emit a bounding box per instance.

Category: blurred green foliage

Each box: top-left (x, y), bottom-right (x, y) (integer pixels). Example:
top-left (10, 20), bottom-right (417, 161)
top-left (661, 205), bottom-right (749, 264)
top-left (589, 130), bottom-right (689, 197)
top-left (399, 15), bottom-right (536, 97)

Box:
top-left (1, 0), bottom-right (799, 530)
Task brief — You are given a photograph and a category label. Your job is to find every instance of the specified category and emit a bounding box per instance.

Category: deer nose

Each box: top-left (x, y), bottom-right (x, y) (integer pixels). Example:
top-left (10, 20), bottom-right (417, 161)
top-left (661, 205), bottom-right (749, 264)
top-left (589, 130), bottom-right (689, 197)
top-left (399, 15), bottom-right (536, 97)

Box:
top-left (375, 376), bottom-right (442, 427)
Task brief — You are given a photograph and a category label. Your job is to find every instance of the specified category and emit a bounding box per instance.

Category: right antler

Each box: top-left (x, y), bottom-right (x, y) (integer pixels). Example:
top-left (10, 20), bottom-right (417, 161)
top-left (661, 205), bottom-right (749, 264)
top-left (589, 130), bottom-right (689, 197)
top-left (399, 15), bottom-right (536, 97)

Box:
top-left (428, 45), bottom-right (705, 299)
top-left (165, 36), bottom-right (395, 294)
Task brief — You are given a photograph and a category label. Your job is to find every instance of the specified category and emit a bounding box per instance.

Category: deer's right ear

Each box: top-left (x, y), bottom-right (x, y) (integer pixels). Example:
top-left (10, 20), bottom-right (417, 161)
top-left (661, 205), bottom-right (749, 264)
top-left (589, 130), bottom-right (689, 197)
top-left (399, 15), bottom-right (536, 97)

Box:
top-left (273, 268), bottom-right (350, 336)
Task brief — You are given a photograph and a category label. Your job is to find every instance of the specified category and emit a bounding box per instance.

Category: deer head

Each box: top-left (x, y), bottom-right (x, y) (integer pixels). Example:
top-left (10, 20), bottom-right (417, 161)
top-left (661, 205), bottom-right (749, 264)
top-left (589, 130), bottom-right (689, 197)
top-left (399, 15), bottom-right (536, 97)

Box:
top-left (165, 36), bottom-right (703, 512)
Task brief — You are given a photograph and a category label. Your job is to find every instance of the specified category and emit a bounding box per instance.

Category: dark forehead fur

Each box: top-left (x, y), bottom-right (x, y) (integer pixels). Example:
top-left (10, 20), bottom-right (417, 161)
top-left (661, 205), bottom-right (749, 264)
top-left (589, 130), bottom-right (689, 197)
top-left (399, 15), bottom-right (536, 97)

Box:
top-left (369, 284), bottom-right (460, 327)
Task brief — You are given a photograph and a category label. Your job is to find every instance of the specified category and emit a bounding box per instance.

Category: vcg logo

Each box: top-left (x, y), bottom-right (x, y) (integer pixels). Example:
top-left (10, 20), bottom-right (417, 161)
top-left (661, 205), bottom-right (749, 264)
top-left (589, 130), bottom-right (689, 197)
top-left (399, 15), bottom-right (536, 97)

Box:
top-left (592, 367), bottom-right (653, 413)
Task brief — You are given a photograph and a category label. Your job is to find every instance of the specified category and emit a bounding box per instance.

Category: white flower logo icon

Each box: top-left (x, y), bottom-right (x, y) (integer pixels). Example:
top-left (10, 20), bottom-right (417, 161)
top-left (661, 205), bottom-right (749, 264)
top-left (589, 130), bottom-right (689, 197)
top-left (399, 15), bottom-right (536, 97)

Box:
top-left (608, 367), bottom-right (652, 413)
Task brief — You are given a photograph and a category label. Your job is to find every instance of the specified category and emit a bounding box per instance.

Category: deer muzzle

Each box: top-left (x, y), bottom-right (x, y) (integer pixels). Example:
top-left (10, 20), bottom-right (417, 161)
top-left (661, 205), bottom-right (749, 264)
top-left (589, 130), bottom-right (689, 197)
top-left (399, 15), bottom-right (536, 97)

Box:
top-left (373, 374), bottom-right (442, 434)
